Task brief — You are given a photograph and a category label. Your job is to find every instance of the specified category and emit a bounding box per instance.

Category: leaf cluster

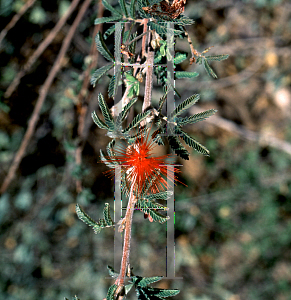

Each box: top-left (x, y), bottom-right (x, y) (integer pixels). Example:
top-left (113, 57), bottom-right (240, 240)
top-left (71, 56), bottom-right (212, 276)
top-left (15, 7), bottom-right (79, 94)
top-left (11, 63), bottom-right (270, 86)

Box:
top-left (106, 267), bottom-right (180, 300)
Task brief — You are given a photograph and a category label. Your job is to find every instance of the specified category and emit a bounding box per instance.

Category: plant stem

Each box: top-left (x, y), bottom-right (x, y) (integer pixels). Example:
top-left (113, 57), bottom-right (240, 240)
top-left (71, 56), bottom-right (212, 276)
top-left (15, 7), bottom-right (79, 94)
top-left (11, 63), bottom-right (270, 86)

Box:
top-left (115, 179), bottom-right (137, 287)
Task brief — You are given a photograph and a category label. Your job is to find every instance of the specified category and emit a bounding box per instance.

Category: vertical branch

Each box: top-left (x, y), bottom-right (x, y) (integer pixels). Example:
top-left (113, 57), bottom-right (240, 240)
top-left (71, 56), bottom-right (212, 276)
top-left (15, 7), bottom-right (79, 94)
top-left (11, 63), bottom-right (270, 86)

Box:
top-left (115, 179), bottom-right (136, 287)
top-left (0, 0), bottom-right (93, 195)
top-left (142, 50), bottom-right (154, 113)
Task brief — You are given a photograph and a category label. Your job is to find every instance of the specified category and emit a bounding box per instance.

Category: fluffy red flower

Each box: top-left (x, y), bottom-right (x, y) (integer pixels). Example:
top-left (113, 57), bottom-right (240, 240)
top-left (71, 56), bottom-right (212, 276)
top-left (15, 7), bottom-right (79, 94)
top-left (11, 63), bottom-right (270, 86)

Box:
top-left (103, 133), bottom-right (181, 197)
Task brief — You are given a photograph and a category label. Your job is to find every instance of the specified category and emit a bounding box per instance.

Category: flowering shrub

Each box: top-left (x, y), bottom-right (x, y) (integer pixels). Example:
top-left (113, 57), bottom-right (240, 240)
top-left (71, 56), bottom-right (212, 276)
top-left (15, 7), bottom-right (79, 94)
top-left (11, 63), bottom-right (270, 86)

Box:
top-left (70, 1), bottom-right (228, 299)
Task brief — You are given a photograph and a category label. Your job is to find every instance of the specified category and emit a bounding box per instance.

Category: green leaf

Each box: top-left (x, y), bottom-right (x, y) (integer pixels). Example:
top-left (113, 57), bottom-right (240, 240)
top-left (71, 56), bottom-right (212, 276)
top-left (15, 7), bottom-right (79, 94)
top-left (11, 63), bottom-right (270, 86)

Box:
top-left (106, 284), bottom-right (118, 300)
top-left (92, 111), bottom-right (109, 130)
top-left (123, 110), bottom-right (151, 133)
top-left (155, 290), bottom-right (180, 298)
top-left (95, 31), bottom-right (114, 62)
top-left (102, 0), bottom-right (123, 16)
top-left (135, 276), bottom-right (163, 287)
top-left (144, 191), bottom-right (173, 201)
top-left (173, 52), bottom-right (187, 65)
top-left (175, 71), bottom-right (199, 79)
top-left (137, 199), bottom-right (169, 223)
top-left (170, 94), bottom-right (200, 118)
top-left (203, 58), bottom-right (217, 78)
top-left (137, 0), bottom-right (150, 18)
top-left (148, 21), bottom-right (183, 37)
top-left (100, 149), bottom-right (116, 168)
top-left (173, 16), bottom-right (195, 26)
top-left (103, 203), bottom-right (114, 226)
top-left (116, 97), bottom-right (138, 127)
top-left (168, 135), bottom-right (189, 160)
top-left (98, 93), bottom-right (115, 130)
top-left (132, 276), bottom-right (180, 300)
top-left (107, 266), bottom-right (119, 278)
top-left (129, 0), bottom-right (136, 18)
top-left (91, 63), bottom-right (114, 87)
top-left (176, 128), bottom-right (210, 156)
top-left (119, 0), bottom-right (128, 17)
top-left (76, 204), bottom-right (101, 233)
top-left (94, 15), bottom-right (122, 25)
top-left (205, 54), bottom-right (229, 61)
top-left (104, 25), bottom-right (115, 39)
top-left (177, 109), bottom-right (217, 126)
top-left (108, 75), bottom-right (116, 98)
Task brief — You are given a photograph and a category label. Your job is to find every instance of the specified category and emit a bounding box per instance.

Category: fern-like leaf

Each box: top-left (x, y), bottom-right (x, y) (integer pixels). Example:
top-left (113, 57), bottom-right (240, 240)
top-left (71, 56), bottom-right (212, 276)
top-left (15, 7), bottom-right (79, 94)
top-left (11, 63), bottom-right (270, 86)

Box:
top-left (132, 276), bottom-right (180, 300)
top-left (177, 109), bottom-right (217, 126)
top-left (173, 16), bottom-right (195, 26)
top-left (130, 0), bottom-right (137, 18)
top-left (76, 204), bottom-right (101, 233)
top-left (98, 93), bottom-right (115, 130)
top-left (168, 135), bottom-right (189, 160)
top-left (134, 276), bottom-right (163, 287)
top-left (137, 199), bottom-right (169, 223)
top-left (173, 52), bottom-right (187, 65)
top-left (103, 203), bottom-right (114, 226)
top-left (177, 128), bottom-right (210, 156)
top-left (119, 0), bottom-right (128, 17)
top-left (144, 191), bottom-right (173, 201)
top-left (116, 97), bottom-right (138, 128)
top-left (91, 63), bottom-right (114, 87)
top-left (175, 71), bottom-right (199, 79)
top-left (106, 284), bottom-right (118, 300)
top-left (92, 111), bottom-right (109, 130)
top-left (95, 32), bottom-right (114, 62)
top-left (104, 24), bottom-right (115, 39)
top-left (123, 110), bottom-right (151, 133)
top-left (102, 0), bottom-right (122, 16)
top-left (108, 75), bottom-right (115, 98)
top-left (148, 21), bottom-right (182, 37)
top-left (94, 15), bottom-right (122, 25)
top-left (203, 58), bottom-right (217, 78)
top-left (205, 54), bottom-right (229, 61)
top-left (170, 94), bottom-right (200, 118)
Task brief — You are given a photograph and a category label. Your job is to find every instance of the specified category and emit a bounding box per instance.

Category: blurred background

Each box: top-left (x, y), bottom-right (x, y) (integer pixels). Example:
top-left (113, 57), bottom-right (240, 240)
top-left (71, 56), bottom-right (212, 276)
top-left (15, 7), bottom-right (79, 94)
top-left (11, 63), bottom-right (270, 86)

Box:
top-left (0, 0), bottom-right (291, 299)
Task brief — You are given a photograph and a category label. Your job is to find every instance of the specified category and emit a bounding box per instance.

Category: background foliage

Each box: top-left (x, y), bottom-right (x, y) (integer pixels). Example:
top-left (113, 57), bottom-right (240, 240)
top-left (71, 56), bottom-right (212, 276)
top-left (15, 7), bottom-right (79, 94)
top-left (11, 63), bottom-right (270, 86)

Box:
top-left (0, 0), bottom-right (291, 299)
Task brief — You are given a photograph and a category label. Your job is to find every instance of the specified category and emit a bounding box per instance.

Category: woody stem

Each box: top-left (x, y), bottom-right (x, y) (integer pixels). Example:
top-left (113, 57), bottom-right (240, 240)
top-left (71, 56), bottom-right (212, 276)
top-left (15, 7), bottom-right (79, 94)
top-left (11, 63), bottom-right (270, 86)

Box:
top-left (115, 178), bottom-right (136, 287)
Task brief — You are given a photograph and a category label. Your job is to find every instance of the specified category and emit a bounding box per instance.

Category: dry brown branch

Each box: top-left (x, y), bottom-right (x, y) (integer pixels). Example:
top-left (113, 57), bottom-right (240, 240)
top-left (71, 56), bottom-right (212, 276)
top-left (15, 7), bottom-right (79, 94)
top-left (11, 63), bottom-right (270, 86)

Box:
top-left (4, 0), bottom-right (81, 98)
top-left (75, 0), bottom-right (104, 193)
top-left (142, 50), bottom-right (154, 113)
top-left (191, 106), bottom-right (291, 156)
top-left (0, 0), bottom-right (93, 195)
top-left (0, 0), bottom-right (37, 46)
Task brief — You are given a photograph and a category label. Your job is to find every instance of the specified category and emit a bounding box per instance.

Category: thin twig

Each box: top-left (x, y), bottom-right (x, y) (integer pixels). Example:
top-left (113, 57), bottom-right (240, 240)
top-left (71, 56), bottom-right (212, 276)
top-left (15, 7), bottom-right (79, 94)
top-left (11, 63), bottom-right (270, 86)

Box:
top-left (141, 19), bottom-right (148, 58)
top-left (4, 0), bottom-right (81, 98)
top-left (0, 0), bottom-right (93, 195)
top-left (75, 0), bottom-right (104, 193)
top-left (0, 0), bottom-right (37, 46)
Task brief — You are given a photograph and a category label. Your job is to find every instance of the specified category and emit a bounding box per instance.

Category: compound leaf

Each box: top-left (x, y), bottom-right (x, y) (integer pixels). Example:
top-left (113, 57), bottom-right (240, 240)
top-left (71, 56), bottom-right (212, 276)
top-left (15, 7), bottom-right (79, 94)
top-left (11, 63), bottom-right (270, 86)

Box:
top-left (95, 31), bottom-right (114, 62)
top-left (177, 109), bottom-right (217, 126)
top-left (102, 0), bottom-right (122, 16)
top-left (175, 71), bottom-right (199, 79)
top-left (92, 111), bottom-right (109, 130)
top-left (170, 94), bottom-right (200, 118)
top-left (91, 63), bottom-right (114, 87)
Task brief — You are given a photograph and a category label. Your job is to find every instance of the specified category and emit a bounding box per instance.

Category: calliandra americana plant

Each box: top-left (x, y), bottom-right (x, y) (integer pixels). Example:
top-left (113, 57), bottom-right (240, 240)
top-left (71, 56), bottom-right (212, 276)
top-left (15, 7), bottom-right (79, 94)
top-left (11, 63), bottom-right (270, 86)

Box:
top-left (72, 0), bottom-right (229, 300)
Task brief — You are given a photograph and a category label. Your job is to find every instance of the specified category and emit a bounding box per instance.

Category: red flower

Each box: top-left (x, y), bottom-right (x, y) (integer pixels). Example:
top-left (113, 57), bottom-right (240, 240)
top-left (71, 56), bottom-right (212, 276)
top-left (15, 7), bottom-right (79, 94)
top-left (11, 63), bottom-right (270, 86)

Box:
top-left (103, 132), bottom-right (182, 197)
